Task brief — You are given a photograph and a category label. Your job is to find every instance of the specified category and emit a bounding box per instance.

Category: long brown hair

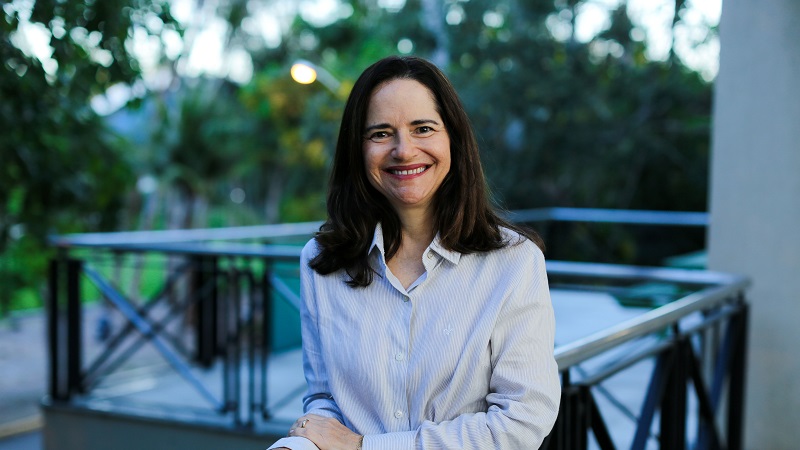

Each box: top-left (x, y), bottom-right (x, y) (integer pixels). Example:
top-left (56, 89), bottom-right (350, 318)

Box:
top-left (311, 55), bottom-right (542, 287)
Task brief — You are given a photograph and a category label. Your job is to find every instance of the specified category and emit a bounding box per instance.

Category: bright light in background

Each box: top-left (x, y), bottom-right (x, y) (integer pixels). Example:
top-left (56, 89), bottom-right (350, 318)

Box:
top-left (8, 3), bottom-right (56, 76)
top-left (378, 0), bottom-right (406, 13)
top-left (398, 38), bottom-right (414, 54)
top-left (299, 0), bottom-right (354, 27)
top-left (291, 62), bottom-right (318, 84)
top-left (229, 188), bottom-right (246, 204)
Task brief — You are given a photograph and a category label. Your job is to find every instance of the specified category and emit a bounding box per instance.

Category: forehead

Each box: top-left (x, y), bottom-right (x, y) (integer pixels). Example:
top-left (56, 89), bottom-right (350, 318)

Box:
top-left (365, 78), bottom-right (440, 121)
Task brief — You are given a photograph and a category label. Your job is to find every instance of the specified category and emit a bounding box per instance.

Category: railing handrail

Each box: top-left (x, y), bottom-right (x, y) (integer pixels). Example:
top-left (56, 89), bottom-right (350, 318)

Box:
top-left (554, 281), bottom-right (746, 369)
top-left (507, 207), bottom-right (709, 226)
top-left (48, 207), bottom-right (709, 248)
top-left (48, 221), bottom-right (323, 247)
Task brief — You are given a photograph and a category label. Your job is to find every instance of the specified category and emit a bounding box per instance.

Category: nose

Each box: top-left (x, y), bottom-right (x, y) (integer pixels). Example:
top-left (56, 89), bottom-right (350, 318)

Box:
top-left (391, 132), bottom-right (416, 160)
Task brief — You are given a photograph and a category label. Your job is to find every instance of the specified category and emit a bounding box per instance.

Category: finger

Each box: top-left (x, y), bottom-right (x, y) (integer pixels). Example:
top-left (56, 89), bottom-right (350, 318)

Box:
top-left (290, 427), bottom-right (309, 439)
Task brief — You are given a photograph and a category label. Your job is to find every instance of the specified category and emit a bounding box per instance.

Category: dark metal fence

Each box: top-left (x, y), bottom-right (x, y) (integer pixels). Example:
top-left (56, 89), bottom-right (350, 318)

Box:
top-left (543, 262), bottom-right (748, 450)
top-left (46, 208), bottom-right (747, 447)
top-left (48, 243), bottom-right (306, 428)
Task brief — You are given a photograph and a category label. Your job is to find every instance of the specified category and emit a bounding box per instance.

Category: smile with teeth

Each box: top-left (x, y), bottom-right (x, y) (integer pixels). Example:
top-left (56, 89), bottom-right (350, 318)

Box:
top-left (389, 165), bottom-right (429, 176)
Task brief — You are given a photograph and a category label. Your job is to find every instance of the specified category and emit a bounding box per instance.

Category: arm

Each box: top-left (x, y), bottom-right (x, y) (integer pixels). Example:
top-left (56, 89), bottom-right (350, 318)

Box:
top-left (265, 242), bottom-right (345, 450)
top-left (363, 244), bottom-right (561, 449)
top-left (298, 241), bottom-right (346, 422)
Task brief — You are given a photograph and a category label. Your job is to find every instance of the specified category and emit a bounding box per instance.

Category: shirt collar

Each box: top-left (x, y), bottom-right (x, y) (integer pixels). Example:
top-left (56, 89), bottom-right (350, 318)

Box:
top-left (367, 223), bottom-right (462, 266)
top-left (368, 224), bottom-right (387, 278)
top-left (428, 235), bottom-right (461, 265)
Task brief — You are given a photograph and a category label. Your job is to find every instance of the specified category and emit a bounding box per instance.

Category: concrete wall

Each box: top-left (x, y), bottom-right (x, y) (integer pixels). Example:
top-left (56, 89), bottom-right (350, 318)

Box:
top-left (708, 1), bottom-right (800, 449)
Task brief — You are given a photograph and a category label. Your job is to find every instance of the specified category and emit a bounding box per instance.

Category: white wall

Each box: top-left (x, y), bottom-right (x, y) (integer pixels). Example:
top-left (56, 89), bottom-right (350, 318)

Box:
top-left (708, 1), bottom-right (800, 448)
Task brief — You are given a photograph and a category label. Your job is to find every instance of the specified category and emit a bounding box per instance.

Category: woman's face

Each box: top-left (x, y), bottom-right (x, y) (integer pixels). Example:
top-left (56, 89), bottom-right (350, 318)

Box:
top-left (362, 78), bottom-right (451, 217)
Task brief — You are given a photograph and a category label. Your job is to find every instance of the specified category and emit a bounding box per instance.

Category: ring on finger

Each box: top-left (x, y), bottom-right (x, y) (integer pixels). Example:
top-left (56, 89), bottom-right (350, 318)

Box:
top-left (301, 419), bottom-right (309, 428)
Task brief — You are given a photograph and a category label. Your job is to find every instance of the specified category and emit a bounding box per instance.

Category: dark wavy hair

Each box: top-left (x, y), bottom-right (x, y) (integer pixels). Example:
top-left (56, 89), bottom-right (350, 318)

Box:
top-left (310, 55), bottom-right (543, 287)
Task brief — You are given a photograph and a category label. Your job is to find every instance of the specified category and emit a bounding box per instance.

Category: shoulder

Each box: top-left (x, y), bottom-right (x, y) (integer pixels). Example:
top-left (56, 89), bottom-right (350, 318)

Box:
top-left (499, 227), bottom-right (544, 256)
top-left (490, 226), bottom-right (546, 272)
top-left (301, 238), bottom-right (322, 265)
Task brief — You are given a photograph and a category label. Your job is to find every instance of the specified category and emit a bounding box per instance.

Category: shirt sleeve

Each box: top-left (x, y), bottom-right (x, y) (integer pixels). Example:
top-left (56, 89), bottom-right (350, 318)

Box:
top-left (266, 436), bottom-right (320, 450)
top-left (299, 240), bottom-right (345, 422)
top-left (363, 242), bottom-right (561, 450)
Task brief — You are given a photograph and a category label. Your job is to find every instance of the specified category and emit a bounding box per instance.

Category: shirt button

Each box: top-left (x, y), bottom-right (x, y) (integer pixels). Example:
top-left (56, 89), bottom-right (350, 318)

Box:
top-left (403, 296), bottom-right (410, 303)
top-left (427, 251), bottom-right (434, 259)
top-left (394, 410), bottom-right (404, 419)
top-left (395, 352), bottom-right (404, 361)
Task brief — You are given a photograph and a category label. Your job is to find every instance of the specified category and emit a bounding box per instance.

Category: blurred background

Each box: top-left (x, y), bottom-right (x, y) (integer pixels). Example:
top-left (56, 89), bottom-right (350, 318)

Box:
top-left (8, 1), bottom-right (800, 450)
top-left (1, 0), bottom-right (720, 315)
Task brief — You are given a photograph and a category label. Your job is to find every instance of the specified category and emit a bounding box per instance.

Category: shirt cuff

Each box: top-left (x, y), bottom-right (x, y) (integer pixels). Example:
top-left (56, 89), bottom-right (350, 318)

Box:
top-left (267, 436), bottom-right (319, 450)
top-left (362, 430), bottom-right (416, 450)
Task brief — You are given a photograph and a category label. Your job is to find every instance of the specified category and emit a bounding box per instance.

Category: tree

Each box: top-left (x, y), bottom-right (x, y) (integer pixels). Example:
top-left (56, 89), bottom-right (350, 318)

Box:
top-left (0, 0), bottom-right (179, 311)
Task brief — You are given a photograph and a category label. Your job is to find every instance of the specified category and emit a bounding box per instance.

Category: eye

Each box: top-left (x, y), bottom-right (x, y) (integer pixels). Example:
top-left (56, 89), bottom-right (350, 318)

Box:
top-left (414, 126), bottom-right (436, 136)
top-left (366, 131), bottom-right (392, 143)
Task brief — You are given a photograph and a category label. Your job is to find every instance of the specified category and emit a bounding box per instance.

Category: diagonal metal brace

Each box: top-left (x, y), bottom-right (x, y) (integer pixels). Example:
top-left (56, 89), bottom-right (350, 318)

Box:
top-left (83, 264), bottom-right (222, 410)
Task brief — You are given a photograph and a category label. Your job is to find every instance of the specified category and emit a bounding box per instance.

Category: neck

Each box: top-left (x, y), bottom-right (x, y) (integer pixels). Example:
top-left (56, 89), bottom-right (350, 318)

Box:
top-left (395, 206), bottom-right (436, 246)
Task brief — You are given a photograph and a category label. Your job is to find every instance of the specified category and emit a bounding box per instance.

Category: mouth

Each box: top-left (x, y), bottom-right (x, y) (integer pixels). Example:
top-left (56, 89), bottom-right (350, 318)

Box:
top-left (386, 165), bottom-right (430, 176)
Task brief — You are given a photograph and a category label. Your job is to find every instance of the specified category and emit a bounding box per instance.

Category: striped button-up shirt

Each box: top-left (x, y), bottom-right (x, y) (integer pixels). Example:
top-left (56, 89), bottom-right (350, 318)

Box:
top-left (269, 225), bottom-right (560, 450)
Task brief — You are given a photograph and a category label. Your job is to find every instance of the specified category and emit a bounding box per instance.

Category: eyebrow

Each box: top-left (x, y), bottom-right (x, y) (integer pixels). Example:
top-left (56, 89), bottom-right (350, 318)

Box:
top-left (364, 119), bottom-right (441, 133)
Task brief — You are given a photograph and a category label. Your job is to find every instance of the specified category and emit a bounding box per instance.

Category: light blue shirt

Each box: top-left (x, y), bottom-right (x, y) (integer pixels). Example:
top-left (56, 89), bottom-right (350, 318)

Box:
top-left (269, 225), bottom-right (560, 449)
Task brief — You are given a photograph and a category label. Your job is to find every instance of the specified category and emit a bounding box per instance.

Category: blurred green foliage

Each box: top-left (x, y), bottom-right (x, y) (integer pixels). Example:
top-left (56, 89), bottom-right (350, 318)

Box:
top-left (1, 0), bottom-right (176, 311)
top-left (1, 0), bottom-right (715, 311)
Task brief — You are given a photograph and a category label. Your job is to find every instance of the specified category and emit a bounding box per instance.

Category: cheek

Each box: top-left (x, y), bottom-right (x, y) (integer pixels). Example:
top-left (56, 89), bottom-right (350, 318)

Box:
top-left (362, 149), bottom-right (383, 188)
top-left (363, 148), bottom-right (377, 174)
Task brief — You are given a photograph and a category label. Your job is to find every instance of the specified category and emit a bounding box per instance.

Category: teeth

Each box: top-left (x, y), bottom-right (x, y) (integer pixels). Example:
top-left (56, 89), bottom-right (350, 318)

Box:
top-left (391, 166), bottom-right (427, 175)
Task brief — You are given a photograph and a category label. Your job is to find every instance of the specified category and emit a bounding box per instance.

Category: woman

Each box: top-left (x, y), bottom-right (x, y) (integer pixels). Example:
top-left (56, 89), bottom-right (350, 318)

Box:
top-left (269, 55), bottom-right (560, 450)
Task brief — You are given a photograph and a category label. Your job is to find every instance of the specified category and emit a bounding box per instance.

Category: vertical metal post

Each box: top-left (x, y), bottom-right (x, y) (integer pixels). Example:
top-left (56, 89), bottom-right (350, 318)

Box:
top-left (544, 370), bottom-right (569, 450)
top-left (246, 266), bottom-right (256, 427)
top-left (660, 337), bottom-right (687, 450)
top-left (633, 349), bottom-right (672, 450)
top-left (558, 385), bottom-right (589, 450)
top-left (261, 263), bottom-right (273, 420)
top-left (48, 258), bottom-right (62, 400)
top-left (230, 266), bottom-right (241, 426)
top-left (66, 258), bottom-right (83, 395)
top-left (195, 255), bottom-right (218, 367)
top-left (220, 265), bottom-right (231, 415)
top-left (547, 370), bottom-right (589, 450)
top-left (727, 301), bottom-right (749, 450)
top-left (575, 386), bottom-right (590, 450)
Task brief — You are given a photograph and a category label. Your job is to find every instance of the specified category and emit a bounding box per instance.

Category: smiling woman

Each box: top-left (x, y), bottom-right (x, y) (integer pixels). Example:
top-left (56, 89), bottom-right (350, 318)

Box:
top-left (266, 56), bottom-right (560, 450)
top-left (362, 78), bottom-right (452, 218)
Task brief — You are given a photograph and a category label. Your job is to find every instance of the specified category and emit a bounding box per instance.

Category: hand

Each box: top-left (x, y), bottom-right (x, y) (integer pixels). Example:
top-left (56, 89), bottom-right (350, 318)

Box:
top-left (288, 414), bottom-right (362, 450)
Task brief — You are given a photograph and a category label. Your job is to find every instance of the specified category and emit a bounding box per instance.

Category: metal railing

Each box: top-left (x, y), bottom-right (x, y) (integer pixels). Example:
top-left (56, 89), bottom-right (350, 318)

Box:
top-left (543, 263), bottom-right (748, 450)
top-left (46, 208), bottom-right (747, 448)
top-left (48, 244), bottom-right (305, 428)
